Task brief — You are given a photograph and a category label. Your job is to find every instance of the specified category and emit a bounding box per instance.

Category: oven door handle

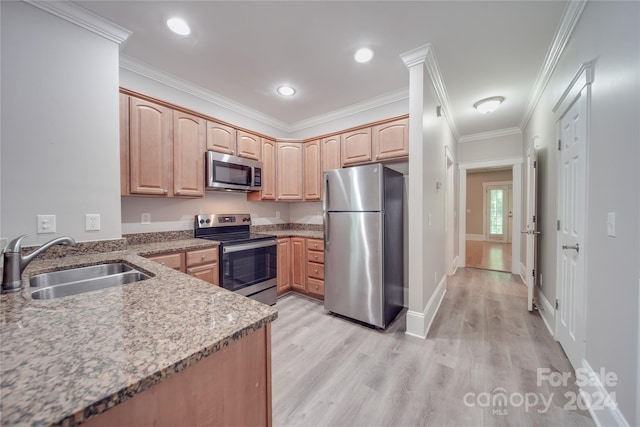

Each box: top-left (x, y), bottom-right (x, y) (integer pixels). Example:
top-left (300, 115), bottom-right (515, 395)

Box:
top-left (223, 240), bottom-right (277, 253)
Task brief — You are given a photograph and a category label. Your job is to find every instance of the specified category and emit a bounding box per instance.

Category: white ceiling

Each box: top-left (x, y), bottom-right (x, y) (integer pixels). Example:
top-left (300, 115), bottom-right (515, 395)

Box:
top-left (74, 0), bottom-right (569, 139)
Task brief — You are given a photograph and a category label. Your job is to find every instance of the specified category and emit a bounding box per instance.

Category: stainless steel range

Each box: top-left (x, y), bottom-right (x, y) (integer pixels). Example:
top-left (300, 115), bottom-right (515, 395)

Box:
top-left (195, 214), bottom-right (277, 305)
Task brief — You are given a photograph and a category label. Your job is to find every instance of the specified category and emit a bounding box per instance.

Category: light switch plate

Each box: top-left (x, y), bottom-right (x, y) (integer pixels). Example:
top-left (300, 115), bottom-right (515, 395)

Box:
top-left (607, 212), bottom-right (616, 237)
top-left (37, 215), bottom-right (56, 234)
top-left (141, 213), bottom-right (151, 224)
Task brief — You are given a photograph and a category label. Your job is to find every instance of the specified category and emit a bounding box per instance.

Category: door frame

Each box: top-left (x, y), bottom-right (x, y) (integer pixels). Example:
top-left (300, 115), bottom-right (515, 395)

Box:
top-left (445, 146), bottom-right (457, 275)
top-left (458, 157), bottom-right (523, 275)
top-left (552, 62), bottom-right (593, 368)
top-left (482, 181), bottom-right (513, 242)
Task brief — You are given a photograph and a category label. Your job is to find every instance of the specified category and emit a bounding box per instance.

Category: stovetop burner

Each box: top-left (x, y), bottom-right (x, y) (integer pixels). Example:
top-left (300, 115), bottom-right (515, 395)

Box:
top-left (194, 214), bottom-right (276, 244)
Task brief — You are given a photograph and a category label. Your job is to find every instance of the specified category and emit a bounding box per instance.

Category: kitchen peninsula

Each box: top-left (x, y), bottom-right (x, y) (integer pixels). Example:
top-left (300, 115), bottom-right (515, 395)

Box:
top-left (0, 245), bottom-right (277, 426)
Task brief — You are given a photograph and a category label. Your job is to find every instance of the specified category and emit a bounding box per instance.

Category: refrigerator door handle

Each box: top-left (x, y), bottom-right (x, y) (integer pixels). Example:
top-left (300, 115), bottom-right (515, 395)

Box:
top-left (324, 212), bottom-right (330, 248)
top-left (324, 174), bottom-right (330, 212)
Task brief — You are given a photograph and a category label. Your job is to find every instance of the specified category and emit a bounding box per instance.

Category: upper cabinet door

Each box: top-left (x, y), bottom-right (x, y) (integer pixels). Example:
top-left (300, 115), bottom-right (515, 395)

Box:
top-left (303, 140), bottom-right (322, 201)
top-left (373, 118), bottom-right (408, 161)
top-left (129, 97), bottom-right (173, 196)
top-left (341, 127), bottom-right (372, 166)
top-left (119, 93), bottom-right (130, 196)
top-left (276, 142), bottom-right (303, 201)
top-left (173, 111), bottom-right (205, 197)
top-left (321, 136), bottom-right (341, 172)
top-left (236, 131), bottom-right (261, 161)
top-left (206, 121), bottom-right (236, 155)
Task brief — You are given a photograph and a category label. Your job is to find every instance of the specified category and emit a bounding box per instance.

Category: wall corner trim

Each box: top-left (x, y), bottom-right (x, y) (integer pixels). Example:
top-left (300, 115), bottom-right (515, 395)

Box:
top-left (580, 359), bottom-right (631, 427)
top-left (405, 275), bottom-right (447, 339)
top-left (519, 0), bottom-right (588, 130)
top-left (25, 0), bottom-right (132, 44)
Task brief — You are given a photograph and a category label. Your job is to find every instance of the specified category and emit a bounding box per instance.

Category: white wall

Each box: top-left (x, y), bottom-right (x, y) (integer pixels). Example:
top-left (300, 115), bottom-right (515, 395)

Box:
top-left (289, 202), bottom-right (323, 225)
top-left (523, 1), bottom-right (640, 424)
top-left (1, 1), bottom-right (122, 245)
top-left (457, 132), bottom-right (523, 164)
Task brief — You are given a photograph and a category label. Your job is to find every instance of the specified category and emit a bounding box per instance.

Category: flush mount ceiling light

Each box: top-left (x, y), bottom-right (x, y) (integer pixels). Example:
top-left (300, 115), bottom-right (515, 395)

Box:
top-left (354, 47), bottom-right (374, 63)
top-left (473, 96), bottom-right (505, 114)
top-left (277, 85), bottom-right (296, 96)
top-left (167, 17), bottom-right (191, 36)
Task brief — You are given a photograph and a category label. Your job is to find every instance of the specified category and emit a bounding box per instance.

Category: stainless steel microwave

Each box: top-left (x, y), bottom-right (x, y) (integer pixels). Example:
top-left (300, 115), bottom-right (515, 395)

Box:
top-left (205, 151), bottom-right (263, 192)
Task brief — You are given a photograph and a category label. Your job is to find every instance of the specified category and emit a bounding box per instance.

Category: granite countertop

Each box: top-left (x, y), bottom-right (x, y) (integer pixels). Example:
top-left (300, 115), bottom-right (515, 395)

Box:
top-left (267, 230), bottom-right (324, 239)
top-left (128, 238), bottom-right (219, 257)
top-left (0, 250), bottom-right (277, 426)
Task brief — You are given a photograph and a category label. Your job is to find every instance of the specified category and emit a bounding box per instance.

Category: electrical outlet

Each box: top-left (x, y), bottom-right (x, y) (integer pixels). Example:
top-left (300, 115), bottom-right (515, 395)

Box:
top-left (37, 215), bottom-right (56, 234)
top-left (276, 211), bottom-right (280, 219)
top-left (85, 214), bottom-right (101, 231)
top-left (141, 213), bottom-right (151, 224)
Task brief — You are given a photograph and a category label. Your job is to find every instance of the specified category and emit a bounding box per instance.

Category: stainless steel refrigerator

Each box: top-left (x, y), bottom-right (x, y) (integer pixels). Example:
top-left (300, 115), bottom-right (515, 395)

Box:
top-left (323, 163), bottom-right (404, 329)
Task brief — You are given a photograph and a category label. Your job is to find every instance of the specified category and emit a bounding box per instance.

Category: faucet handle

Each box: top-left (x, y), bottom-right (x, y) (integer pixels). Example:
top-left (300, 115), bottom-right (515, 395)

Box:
top-left (5, 235), bottom-right (28, 253)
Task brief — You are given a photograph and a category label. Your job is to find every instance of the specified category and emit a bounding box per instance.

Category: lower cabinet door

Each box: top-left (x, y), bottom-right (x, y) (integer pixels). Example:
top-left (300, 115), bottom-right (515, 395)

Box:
top-left (187, 263), bottom-right (219, 285)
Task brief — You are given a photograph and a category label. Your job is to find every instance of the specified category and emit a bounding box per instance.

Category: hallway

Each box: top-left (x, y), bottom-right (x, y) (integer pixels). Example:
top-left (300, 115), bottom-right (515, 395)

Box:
top-left (466, 240), bottom-right (512, 272)
top-left (271, 268), bottom-right (594, 426)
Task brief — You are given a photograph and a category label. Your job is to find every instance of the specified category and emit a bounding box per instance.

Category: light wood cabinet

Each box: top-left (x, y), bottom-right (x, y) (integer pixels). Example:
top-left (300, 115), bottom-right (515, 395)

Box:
top-left (128, 97), bottom-right (173, 196)
top-left (321, 136), bottom-right (341, 172)
top-left (84, 325), bottom-right (272, 427)
top-left (119, 94), bottom-right (130, 196)
top-left (248, 138), bottom-right (276, 201)
top-left (146, 246), bottom-right (219, 286)
top-left (206, 121), bottom-right (236, 155)
top-left (303, 140), bottom-right (322, 201)
top-left (373, 118), bottom-right (408, 161)
top-left (146, 252), bottom-right (185, 272)
top-left (236, 130), bottom-right (261, 161)
top-left (276, 142), bottom-right (303, 201)
top-left (341, 127), bottom-right (372, 166)
top-left (173, 111), bottom-right (205, 197)
top-left (276, 238), bottom-right (291, 296)
top-left (290, 237), bottom-right (306, 292)
top-left (306, 238), bottom-right (324, 298)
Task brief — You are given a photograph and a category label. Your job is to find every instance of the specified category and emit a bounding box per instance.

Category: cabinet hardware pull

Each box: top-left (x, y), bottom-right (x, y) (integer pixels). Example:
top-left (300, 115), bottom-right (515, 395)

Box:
top-left (188, 269), bottom-right (193, 273)
top-left (163, 189), bottom-right (168, 195)
top-left (201, 254), bottom-right (206, 259)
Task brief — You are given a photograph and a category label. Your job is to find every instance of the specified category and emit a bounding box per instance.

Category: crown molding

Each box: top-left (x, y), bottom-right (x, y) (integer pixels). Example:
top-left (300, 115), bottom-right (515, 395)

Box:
top-left (288, 88), bottom-right (409, 133)
top-left (458, 127), bottom-right (522, 144)
top-left (25, 0), bottom-right (131, 44)
top-left (120, 55), bottom-right (291, 132)
top-left (401, 43), bottom-right (460, 142)
top-left (519, 0), bottom-right (588, 130)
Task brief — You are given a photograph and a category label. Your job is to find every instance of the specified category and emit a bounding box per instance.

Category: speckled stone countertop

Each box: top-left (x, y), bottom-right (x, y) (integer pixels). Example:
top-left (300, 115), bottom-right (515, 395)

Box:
top-left (127, 238), bottom-right (219, 257)
top-left (0, 251), bottom-right (277, 426)
top-left (267, 230), bottom-right (324, 239)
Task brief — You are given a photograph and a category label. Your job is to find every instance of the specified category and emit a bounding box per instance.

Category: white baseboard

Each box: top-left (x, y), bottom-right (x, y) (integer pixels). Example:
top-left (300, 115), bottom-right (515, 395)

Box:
top-left (405, 275), bottom-right (447, 339)
top-left (580, 359), bottom-right (631, 427)
top-left (519, 262), bottom-right (527, 284)
top-left (403, 286), bottom-right (408, 308)
top-left (537, 288), bottom-right (555, 338)
top-left (451, 256), bottom-right (459, 275)
top-left (466, 233), bottom-right (485, 241)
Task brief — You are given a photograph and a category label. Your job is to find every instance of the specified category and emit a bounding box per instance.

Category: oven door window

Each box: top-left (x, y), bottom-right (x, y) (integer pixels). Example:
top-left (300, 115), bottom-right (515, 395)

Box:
top-left (222, 244), bottom-right (276, 291)
top-left (213, 161), bottom-right (252, 186)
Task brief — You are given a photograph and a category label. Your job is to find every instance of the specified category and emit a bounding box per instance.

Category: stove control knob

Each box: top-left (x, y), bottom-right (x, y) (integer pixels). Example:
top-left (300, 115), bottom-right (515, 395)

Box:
top-left (205, 219), bottom-right (211, 224)
top-left (199, 219), bottom-right (205, 224)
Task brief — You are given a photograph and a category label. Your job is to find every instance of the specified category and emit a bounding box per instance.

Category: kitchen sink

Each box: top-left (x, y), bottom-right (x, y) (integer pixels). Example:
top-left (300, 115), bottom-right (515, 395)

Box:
top-left (29, 263), bottom-right (151, 300)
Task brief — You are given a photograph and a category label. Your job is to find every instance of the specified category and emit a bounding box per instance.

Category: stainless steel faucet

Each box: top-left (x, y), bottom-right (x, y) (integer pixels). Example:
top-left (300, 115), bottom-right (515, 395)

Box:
top-left (1, 235), bottom-right (76, 293)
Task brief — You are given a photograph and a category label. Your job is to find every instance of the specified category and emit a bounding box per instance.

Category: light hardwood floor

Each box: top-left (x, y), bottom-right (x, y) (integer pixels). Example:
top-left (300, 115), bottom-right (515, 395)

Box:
top-left (466, 240), bottom-right (512, 272)
top-left (271, 268), bottom-right (594, 427)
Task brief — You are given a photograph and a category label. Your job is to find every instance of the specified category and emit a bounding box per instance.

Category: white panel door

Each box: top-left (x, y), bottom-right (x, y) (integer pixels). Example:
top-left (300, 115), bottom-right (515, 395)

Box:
top-left (556, 89), bottom-right (587, 369)
top-left (524, 143), bottom-right (539, 312)
top-left (486, 184), bottom-right (510, 242)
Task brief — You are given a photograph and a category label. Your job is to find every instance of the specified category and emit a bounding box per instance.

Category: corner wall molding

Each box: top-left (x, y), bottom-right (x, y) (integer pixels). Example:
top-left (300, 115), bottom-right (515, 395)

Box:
top-left (25, 0), bottom-right (131, 44)
top-left (400, 43), bottom-right (460, 142)
top-left (120, 56), bottom-right (291, 133)
top-left (288, 89), bottom-right (409, 133)
top-left (405, 275), bottom-right (447, 339)
top-left (519, 0), bottom-right (588, 130)
top-left (458, 127), bottom-right (522, 143)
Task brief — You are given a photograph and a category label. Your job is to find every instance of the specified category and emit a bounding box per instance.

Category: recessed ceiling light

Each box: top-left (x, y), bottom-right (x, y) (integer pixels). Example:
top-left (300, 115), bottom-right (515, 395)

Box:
top-left (167, 17), bottom-right (191, 36)
top-left (277, 85), bottom-right (296, 96)
top-left (354, 48), bottom-right (374, 63)
top-left (473, 96), bottom-right (505, 114)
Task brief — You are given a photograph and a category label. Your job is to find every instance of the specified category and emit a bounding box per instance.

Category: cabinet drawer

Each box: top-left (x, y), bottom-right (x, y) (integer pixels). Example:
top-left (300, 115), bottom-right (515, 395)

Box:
top-left (186, 247), bottom-right (218, 267)
top-left (147, 252), bottom-right (184, 271)
top-left (187, 263), bottom-right (219, 286)
top-left (306, 239), bottom-right (324, 251)
top-left (307, 262), bottom-right (324, 280)
top-left (307, 278), bottom-right (324, 296)
top-left (307, 250), bottom-right (324, 264)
